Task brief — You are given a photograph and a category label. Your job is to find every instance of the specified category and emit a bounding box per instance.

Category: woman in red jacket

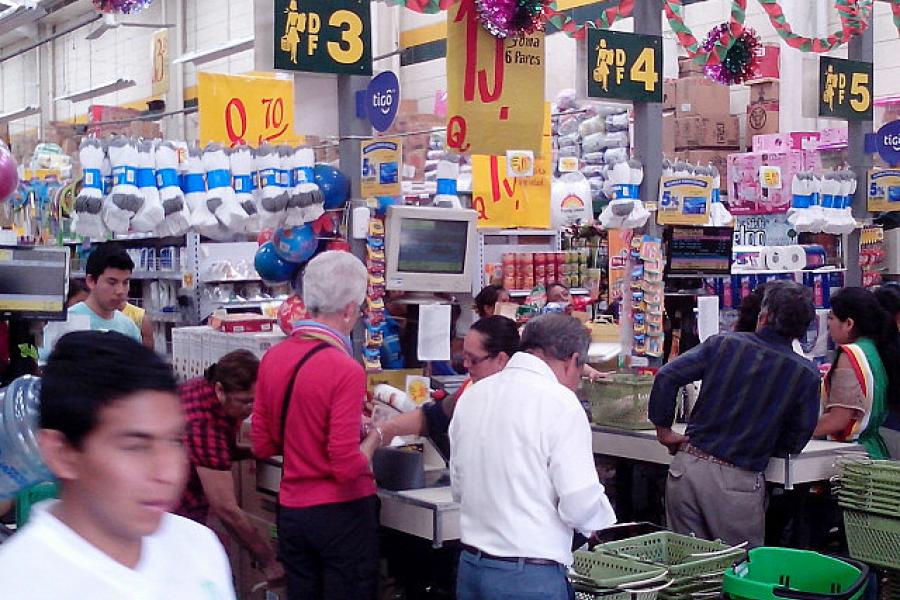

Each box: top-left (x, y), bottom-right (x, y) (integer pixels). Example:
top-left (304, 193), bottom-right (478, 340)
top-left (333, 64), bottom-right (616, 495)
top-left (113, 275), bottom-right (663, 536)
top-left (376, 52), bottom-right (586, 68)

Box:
top-left (252, 251), bottom-right (380, 600)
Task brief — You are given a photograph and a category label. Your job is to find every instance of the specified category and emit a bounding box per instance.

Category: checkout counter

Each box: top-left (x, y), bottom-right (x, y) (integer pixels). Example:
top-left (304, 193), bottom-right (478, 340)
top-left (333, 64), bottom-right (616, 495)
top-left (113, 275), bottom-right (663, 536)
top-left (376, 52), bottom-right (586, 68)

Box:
top-left (250, 426), bottom-right (864, 549)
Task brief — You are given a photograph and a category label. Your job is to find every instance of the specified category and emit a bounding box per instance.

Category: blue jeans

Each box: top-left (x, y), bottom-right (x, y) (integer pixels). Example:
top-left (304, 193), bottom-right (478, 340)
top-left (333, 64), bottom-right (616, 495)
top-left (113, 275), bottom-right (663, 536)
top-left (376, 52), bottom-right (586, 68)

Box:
top-left (457, 548), bottom-right (574, 600)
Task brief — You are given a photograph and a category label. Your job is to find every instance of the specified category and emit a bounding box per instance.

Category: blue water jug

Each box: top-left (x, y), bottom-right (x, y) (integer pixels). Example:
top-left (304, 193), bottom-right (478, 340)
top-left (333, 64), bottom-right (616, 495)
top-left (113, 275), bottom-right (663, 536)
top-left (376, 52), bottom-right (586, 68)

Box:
top-left (0, 376), bottom-right (53, 499)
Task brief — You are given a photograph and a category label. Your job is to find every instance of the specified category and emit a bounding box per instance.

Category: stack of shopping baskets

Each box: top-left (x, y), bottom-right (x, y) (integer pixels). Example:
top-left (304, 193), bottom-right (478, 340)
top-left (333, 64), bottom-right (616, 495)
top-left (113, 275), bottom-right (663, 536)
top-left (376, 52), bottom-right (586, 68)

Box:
top-left (570, 531), bottom-right (746, 600)
top-left (837, 459), bottom-right (900, 599)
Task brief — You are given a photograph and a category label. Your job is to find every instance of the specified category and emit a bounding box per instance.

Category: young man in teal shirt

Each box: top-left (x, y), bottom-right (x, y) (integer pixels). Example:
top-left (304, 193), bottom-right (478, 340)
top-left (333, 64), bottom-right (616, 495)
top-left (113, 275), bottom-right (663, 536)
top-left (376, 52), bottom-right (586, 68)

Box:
top-left (42, 244), bottom-right (140, 360)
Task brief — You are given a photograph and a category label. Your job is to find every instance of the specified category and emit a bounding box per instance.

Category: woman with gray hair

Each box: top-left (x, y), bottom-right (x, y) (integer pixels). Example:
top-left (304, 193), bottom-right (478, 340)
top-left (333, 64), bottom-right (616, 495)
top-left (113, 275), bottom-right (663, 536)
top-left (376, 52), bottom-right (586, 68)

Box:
top-left (252, 251), bottom-right (380, 600)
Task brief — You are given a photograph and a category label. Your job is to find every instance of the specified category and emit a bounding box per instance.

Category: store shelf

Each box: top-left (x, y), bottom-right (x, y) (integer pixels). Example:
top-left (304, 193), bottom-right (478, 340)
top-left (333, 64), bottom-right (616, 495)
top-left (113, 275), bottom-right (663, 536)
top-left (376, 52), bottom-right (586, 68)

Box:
top-left (731, 267), bottom-right (847, 276)
top-left (146, 310), bottom-right (182, 323)
top-left (199, 276), bottom-right (262, 284)
top-left (509, 288), bottom-right (590, 298)
top-left (70, 270), bottom-right (183, 281)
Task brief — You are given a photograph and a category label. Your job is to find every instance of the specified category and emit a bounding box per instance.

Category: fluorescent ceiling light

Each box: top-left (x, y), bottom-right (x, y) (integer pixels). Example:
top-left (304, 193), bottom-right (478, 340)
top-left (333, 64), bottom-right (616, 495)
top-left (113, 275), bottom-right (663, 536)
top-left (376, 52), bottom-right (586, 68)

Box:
top-left (0, 3), bottom-right (46, 34)
top-left (0, 105), bottom-right (39, 123)
top-left (55, 78), bottom-right (136, 103)
top-left (173, 36), bottom-right (254, 65)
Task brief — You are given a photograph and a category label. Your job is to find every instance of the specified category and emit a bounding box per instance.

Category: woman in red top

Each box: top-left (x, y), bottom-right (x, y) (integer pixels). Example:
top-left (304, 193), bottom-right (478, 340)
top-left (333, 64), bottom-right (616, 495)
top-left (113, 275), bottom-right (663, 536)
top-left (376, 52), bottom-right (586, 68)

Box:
top-left (252, 251), bottom-right (380, 600)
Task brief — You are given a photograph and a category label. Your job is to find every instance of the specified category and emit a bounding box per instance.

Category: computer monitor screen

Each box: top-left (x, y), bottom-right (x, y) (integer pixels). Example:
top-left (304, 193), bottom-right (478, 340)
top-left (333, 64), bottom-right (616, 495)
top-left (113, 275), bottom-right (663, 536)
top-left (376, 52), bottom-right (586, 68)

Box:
top-left (666, 227), bottom-right (734, 276)
top-left (0, 246), bottom-right (70, 320)
top-left (385, 206), bottom-right (477, 294)
top-left (397, 219), bottom-right (469, 275)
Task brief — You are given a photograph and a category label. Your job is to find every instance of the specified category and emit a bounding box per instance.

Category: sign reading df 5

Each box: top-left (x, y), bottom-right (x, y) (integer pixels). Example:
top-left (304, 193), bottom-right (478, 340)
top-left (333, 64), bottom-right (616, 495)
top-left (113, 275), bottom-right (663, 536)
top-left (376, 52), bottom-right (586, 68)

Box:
top-left (819, 56), bottom-right (872, 121)
top-left (587, 30), bottom-right (662, 103)
top-left (274, 0), bottom-right (372, 76)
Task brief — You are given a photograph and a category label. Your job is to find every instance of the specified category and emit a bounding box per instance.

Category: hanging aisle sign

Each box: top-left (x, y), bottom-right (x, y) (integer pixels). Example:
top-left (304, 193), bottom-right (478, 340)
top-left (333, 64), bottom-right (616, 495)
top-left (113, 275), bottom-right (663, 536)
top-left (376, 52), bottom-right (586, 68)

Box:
top-left (819, 56), bottom-right (872, 121)
top-left (446, 0), bottom-right (545, 156)
top-left (867, 168), bottom-right (900, 213)
top-left (150, 29), bottom-right (170, 97)
top-left (198, 73), bottom-right (299, 147)
top-left (586, 29), bottom-right (662, 102)
top-left (273, 0), bottom-right (372, 76)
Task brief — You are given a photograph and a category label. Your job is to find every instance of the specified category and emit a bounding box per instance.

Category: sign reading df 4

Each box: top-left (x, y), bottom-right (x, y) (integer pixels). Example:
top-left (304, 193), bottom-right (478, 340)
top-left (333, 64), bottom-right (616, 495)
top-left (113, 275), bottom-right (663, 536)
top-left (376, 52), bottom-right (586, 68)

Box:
top-left (819, 56), bottom-right (872, 121)
top-left (274, 0), bottom-right (372, 76)
top-left (587, 30), bottom-right (662, 103)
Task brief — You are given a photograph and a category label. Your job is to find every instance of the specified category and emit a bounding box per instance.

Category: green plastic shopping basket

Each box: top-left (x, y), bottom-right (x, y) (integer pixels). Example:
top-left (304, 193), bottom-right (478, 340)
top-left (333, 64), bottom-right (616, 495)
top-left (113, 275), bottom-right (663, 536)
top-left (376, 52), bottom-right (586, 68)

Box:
top-left (722, 548), bottom-right (869, 600)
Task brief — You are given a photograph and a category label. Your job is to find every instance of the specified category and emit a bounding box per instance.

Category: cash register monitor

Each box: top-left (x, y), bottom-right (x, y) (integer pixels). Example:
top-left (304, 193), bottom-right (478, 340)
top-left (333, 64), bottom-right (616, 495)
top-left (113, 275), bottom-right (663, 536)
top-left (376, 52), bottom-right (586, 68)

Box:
top-left (0, 245), bottom-right (70, 321)
top-left (385, 205), bottom-right (478, 294)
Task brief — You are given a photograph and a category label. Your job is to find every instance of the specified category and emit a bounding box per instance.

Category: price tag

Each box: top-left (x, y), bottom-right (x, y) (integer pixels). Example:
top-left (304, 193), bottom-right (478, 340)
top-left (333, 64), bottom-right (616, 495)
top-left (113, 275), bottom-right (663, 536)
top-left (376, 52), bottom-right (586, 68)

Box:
top-left (360, 138), bottom-right (402, 198)
top-left (759, 166), bottom-right (782, 190)
top-left (587, 30), bottom-right (663, 102)
top-left (273, 0), bottom-right (372, 76)
top-left (819, 56), bottom-right (873, 121)
top-left (506, 150), bottom-right (534, 178)
top-left (867, 168), bottom-right (900, 212)
top-left (198, 73), bottom-right (299, 148)
top-left (657, 175), bottom-right (714, 225)
top-left (446, 0), bottom-right (545, 156)
top-left (558, 156), bottom-right (580, 173)
top-left (182, 272), bottom-right (195, 290)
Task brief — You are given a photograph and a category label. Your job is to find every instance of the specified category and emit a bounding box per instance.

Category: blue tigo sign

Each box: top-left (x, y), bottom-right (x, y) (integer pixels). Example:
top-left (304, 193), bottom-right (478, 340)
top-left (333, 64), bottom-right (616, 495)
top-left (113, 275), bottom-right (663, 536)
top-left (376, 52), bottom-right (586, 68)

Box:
top-left (865, 119), bottom-right (900, 166)
top-left (356, 71), bottom-right (400, 133)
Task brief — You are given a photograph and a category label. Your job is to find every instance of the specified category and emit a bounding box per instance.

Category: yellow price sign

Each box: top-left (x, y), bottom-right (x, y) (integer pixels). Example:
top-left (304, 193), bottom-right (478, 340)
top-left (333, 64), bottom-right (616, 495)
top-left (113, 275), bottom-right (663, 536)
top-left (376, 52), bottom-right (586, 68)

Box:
top-left (198, 72), bottom-right (299, 148)
top-left (446, 0), bottom-right (546, 156)
top-left (867, 168), bottom-right (900, 213)
top-left (760, 166), bottom-right (782, 190)
top-left (150, 29), bottom-right (170, 97)
top-left (506, 151), bottom-right (535, 178)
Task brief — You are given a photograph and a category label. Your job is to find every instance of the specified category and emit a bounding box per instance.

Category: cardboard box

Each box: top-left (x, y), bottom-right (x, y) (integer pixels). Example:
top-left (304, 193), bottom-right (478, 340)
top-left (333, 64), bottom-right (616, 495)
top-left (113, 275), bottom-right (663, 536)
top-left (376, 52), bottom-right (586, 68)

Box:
top-left (752, 132), bottom-right (820, 153)
top-left (746, 44), bottom-right (780, 82)
top-left (746, 101), bottom-right (779, 137)
top-left (209, 313), bottom-right (276, 334)
top-left (678, 56), bottom-right (705, 78)
top-left (748, 80), bottom-right (779, 104)
top-left (686, 150), bottom-right (730, 193)
top-left (675, 115), bottom-right (740, 149)
top-left (726, 149), bottom-right (818, 215)
top-left (662, 112), bottom-right (675, 155)
top-left (663, 79), bottom-right (676, 112)
top-left (675, 77), bottom-right (731, 117)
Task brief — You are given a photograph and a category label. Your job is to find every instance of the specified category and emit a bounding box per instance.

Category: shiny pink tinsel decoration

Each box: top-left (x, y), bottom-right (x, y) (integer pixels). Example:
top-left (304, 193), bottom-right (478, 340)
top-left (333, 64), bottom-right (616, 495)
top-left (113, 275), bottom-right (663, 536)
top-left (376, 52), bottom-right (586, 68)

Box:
top-left (475, 0), bottom-right (548, 39)
top-left (93, 0), bottom-right (155, 15)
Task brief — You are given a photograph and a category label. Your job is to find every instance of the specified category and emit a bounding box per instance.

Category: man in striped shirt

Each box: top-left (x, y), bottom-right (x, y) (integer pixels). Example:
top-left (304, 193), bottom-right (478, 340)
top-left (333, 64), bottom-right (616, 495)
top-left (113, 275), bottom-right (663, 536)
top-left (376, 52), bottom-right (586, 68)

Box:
top-left (649, 281), bottom-right (820, 547)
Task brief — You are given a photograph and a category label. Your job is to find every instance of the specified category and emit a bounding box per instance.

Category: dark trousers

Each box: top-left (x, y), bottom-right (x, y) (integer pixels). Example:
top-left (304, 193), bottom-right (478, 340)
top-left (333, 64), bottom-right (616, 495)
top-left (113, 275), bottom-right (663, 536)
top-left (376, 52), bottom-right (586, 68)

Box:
top-left (277, 495), bottom-right (379, 600)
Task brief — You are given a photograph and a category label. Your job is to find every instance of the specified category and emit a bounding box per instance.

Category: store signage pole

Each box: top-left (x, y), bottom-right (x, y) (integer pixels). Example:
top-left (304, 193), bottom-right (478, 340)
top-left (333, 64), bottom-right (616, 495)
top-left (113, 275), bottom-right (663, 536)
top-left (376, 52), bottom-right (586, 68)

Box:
top-left (845, 26), bottom-right (874, 288)
top-left (632, 0), bottom-right (663, 238)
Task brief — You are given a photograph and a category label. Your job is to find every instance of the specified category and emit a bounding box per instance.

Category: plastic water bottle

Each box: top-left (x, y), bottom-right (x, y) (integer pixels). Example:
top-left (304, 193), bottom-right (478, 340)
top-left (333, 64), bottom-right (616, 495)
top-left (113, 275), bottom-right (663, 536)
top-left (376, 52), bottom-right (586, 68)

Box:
top-left (433, 160), bottom-right (462, 209)
top-left (0, 376), bottom-right (53, 499)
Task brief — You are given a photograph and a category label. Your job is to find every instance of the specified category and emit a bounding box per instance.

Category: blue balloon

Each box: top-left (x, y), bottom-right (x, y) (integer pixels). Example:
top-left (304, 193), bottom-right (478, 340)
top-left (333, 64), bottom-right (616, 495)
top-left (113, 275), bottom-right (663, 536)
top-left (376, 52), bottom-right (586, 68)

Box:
top-left (315, 164), bottom-right (351, 210)
top-left (254, 242), bottom-right (298, 282)
top-left (273, 225), bottom-right (318, 264)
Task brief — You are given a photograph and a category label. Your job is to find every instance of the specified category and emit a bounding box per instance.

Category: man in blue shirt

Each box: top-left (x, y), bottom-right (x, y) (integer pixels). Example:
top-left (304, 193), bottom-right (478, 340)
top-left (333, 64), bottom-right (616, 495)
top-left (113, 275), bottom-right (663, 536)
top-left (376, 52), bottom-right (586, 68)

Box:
top-left (649, 281), bottom-right (820, 547)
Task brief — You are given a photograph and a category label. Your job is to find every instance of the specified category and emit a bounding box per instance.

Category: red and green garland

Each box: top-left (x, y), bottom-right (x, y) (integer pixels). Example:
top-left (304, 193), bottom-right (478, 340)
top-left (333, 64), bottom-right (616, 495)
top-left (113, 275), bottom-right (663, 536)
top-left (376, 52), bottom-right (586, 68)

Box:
top-left (756, 0), bottom-right (873, 53)
top-left (544, 0), bottom-right (633, 40)
top-left (704, 25), bottom-right (761, 85)
top-left (664, 0), bottom-right (747, 68)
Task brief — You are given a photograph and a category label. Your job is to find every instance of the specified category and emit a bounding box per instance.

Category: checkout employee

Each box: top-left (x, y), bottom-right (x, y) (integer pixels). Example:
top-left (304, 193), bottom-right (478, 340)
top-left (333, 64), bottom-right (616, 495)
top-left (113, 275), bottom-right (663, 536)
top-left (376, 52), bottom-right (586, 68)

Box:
top-left (378, 315), bottom-right (520, 455)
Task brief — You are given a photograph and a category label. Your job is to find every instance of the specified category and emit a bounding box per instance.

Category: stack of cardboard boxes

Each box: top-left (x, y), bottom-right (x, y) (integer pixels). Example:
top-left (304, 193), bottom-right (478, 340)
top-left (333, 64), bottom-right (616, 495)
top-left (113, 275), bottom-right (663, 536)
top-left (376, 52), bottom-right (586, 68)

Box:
top-left (387, 100), bottom-right (444, 181)
top-left (663, 58), bottom-right (742, 194)
top-left (746, 79), bottom-right (779, 140)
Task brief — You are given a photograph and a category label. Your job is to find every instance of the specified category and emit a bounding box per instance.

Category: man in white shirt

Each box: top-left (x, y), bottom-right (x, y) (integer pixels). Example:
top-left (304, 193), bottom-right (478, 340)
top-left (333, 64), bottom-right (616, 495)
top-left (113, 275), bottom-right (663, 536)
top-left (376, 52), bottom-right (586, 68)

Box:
top-left (0, 330), bottom-right (237, 600)
top-left (449, 313), bottom-right (616, 600)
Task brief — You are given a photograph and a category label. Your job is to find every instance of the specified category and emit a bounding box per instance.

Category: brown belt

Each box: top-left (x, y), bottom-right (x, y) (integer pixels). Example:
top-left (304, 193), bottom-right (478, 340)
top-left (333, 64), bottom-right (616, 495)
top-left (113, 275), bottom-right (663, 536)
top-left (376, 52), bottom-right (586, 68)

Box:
top-left (679, 443), bottom-right (737, 468)
top-left (461, 544), bottom-right (561, 567)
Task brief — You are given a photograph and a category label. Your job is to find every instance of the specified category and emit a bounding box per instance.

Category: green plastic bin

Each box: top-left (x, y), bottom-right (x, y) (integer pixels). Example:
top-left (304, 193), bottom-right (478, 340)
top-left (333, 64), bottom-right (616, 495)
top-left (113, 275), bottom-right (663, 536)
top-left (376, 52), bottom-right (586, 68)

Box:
top-left (572, 550), bottom-right (669, 588)
top-left (842, 509), bottom-right (900, 571)
top-left (596, 531), bottom-right (746, 579)
top-left (722, 548), bottom-right (869, 600)
top-left (579, 374), bottom-right (655, 430)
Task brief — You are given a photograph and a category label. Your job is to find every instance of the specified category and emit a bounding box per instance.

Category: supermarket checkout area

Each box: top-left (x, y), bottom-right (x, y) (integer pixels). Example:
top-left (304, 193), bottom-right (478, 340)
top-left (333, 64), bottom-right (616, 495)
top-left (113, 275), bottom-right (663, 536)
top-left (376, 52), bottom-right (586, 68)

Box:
top-left (251, 425), bottom-right (864, 549)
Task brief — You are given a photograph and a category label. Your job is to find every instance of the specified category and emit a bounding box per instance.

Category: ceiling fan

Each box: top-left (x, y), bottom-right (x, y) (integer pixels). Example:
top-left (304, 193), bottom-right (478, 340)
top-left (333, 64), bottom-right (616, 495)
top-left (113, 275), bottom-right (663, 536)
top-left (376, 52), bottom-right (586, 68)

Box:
top-left (85, 12), bottom-right (173, 41)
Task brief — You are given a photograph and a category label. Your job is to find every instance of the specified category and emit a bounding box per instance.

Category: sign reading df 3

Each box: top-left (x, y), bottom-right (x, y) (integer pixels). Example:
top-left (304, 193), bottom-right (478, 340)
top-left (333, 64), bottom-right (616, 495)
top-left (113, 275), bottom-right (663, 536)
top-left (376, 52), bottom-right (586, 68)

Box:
top-left (356, 71), bottom-right (401, 133)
